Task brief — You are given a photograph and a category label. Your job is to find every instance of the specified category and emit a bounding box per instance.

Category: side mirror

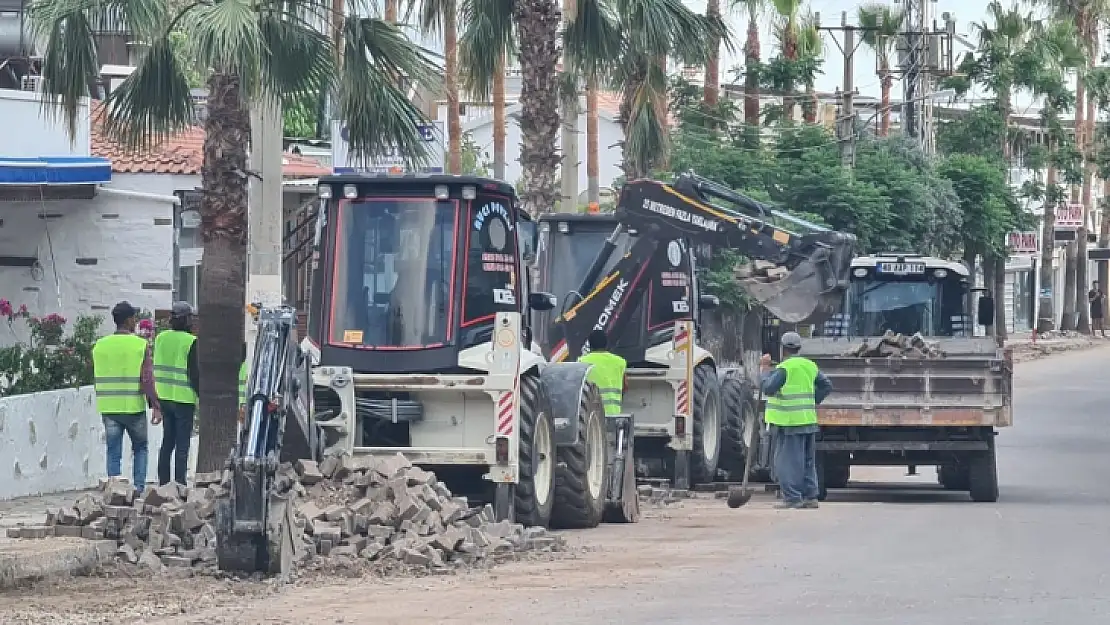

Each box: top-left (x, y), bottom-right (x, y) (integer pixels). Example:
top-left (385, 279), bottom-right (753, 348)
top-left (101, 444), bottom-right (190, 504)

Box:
top-left (529, 291), bottom-right (557, 311)
top-left (976, 293), bottom-right (995, 327)
top-left (517, 220), bottom-right (538, 263)
top-left (699, 294), bottom-right (720, 310)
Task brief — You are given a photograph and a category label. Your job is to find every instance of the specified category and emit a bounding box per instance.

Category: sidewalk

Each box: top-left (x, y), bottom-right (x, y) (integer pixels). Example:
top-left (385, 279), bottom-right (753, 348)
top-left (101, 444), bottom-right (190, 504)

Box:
top-left (1006, 331), bottom-right (1110, 362)
top-left (0, 489), bottom-right (110, 589)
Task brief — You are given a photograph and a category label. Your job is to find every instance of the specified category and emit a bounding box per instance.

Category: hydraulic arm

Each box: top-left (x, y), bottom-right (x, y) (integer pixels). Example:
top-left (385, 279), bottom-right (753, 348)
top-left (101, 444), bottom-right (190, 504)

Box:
top-left (216, 306), bottom-right (316, 574)
top-left (549, 173), bottom-right (857, 360)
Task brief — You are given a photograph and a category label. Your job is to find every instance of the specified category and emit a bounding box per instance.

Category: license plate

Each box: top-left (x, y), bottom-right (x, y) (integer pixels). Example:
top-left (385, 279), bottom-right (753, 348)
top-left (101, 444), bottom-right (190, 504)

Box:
top-left (877, 262), bottom-right (926, 275)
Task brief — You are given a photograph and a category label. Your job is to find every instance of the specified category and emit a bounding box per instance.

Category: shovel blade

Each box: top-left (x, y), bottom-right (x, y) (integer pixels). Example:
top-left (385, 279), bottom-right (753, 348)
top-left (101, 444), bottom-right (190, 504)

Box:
top-left (726, 486), bottom-right (754, 508)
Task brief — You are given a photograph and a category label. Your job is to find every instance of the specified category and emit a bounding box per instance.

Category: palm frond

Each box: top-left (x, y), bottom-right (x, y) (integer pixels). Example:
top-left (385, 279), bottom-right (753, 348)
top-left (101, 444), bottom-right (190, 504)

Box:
top-left (258, 9), bottom-right (335, 107)
top-left (101, 35), bottom-right (195, 151)
top-left (458, 0), bottom-right (514, 100)
top-left (564, 0), bottom-right (622, 80)
top-left (339, 16), bottom-right (442, 167)
top-left (183, 0), bottom-right (265, 98)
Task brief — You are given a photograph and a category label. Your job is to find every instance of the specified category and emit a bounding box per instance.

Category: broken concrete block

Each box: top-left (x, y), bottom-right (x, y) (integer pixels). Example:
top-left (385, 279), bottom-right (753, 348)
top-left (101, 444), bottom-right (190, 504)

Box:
top-left (193, 471), bottom-right (223, 487)
top-left (331, 545), bottom-right (359, 558)
top-left (405, 467), bottom-right (435, 486)
top-left (117, 544), bottom-right (139, 564)
top-left (318, 456), bottom-right (340, 479)
top-left (74, 494), bottom-right (103, 525)
top-left (53, 525), bottom-right (83, 538)
top-left (5, 527), bottom-right (20, 538)
top-left (143, 484), bottom-right (181, 507)
top-left (400, 547), bottom-right (431, 566)
top-left (360, 541), bottom-right (386, 560)
top-left (161, 555), bottom-right (193, 567)
top-left (138, 549), bottom-right (165, 572)
top-left (104, 481), bottom-right (137, 507)
top-left (80, 525), bottom-right (104, 540)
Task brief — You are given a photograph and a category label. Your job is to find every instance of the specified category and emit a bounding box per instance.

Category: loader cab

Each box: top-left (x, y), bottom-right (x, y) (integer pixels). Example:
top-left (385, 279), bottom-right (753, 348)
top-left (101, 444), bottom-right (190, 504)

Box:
top-left (308, 174), bottom-right (548, 374)
top-left (532, 213), bottom-right (703, 363)
top-left (819, 254), bottom-right (971, 338)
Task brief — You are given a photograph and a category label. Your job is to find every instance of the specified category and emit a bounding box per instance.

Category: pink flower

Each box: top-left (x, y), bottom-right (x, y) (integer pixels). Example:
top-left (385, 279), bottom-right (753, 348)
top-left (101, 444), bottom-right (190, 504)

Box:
top-left (17, 304), bottom-right (27, 315)
top-left (0, 300), bottom-right (12, 317)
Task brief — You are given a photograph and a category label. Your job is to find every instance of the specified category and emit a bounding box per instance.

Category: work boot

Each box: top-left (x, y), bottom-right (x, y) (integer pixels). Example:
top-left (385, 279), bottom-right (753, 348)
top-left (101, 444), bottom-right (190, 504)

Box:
top-left (773, 501), bottom-right (802, 509)
top-left (801, 499), bottom-right (819, 509)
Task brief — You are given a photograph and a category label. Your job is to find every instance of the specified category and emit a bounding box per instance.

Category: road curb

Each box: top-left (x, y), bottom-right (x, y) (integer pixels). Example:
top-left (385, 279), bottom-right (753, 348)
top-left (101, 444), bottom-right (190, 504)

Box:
top-left (0, 538), bottom-right (115, 589)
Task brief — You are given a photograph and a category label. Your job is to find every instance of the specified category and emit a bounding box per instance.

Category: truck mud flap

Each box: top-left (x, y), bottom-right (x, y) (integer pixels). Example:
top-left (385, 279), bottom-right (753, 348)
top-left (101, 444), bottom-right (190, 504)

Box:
top-left (541, 362), bottom-right (592, 447)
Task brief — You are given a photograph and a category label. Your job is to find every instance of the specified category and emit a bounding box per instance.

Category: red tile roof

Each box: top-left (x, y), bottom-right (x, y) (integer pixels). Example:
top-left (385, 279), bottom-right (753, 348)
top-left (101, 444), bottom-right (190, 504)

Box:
top-left (89, 101), bottom-right (329, 179)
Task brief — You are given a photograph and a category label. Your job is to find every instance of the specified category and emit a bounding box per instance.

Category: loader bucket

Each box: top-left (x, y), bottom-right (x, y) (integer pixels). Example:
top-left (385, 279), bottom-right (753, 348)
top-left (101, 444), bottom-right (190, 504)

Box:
top-left (741, 231), bottom-right (856, 324)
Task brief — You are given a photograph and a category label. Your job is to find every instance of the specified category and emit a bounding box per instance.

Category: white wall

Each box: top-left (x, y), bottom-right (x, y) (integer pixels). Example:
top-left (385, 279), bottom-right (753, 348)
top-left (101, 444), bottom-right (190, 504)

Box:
top-left (0, 386), bottom-right (197, 500)
top-left (0, 173), bottom-right (183, 344)
top-left (439, 103), bottom-right (627, 196)
top-left (0, 89), bottom-right (91, 158)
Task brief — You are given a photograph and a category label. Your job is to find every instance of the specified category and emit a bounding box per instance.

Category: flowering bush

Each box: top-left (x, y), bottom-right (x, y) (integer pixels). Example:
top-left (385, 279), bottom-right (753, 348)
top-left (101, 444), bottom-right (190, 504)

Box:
top-left (0, 308), bottom-right (102, 397)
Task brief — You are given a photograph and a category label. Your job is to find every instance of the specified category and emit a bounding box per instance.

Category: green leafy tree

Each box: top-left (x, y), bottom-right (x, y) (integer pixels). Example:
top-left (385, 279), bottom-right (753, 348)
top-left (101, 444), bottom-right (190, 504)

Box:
top-left (30, 0), bottom-right (441, 471)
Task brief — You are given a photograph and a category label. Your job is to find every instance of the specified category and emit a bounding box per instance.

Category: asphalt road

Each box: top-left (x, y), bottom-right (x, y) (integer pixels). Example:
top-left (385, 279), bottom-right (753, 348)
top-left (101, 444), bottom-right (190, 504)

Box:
top-left (4, 347), bottom-right (1108, 625)
top-left (608, 345), bottom-right (1110, 625)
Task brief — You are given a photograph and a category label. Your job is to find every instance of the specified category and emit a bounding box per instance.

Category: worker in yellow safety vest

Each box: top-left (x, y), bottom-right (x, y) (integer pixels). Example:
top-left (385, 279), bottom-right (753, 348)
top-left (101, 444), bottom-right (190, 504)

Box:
top-left (92, 301), bottom-right (162, 495)
top-left (153, 301), bottom-right (200, 486)
top-left (760, 331), bottom-right (833, 509)
top-left (578, 330), bottom-right (627, 416)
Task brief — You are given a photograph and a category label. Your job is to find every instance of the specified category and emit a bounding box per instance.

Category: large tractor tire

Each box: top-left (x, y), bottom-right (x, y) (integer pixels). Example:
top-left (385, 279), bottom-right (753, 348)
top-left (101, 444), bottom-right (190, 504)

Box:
top-left (968, 435), bottom-right (999, 503)
top-left (690, 363), bottom-right (723, 485)
top-left (514, 375), bottom-right (557, 527)
top-left (551, 382), bottom-right (608, 529)
top-left (719, 375), bottom-right (758, 481)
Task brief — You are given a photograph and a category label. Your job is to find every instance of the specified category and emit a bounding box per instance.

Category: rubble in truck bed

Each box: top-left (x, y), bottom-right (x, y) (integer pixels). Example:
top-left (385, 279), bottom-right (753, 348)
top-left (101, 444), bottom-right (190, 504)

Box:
top-left (734, 259), bottom-right (789, 283)
top-left (5, 453), bottom-right (567, 577)
top-left (842, 330), bottom-right (946, 359)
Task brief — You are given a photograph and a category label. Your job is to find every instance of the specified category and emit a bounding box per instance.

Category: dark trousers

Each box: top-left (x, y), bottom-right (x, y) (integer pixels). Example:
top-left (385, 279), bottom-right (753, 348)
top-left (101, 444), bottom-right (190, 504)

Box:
top-left (158, 401), bottom-right (195, 485)
top-left (774, 428), bottom-right (819, 504)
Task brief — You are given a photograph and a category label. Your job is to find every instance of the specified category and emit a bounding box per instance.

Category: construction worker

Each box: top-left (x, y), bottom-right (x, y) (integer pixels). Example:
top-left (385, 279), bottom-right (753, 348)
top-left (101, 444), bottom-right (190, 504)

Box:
top-left (578, 330), bottom-right (627, 415)
top-left (153, 302), bottom-right (199, 486)
top-left (92, 301), bottom-right (161, 494)
top-left (760, 331), bottom-right (832, 509)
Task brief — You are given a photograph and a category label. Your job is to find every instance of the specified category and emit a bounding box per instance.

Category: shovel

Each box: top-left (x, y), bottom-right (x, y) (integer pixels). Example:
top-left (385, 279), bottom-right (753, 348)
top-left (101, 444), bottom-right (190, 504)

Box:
top-left (727, 385), bottom-right (765, 509)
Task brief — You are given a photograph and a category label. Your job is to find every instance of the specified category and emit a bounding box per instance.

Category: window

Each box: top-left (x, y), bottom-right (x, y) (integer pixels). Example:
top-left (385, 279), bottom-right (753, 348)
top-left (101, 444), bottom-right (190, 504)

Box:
top-left (329, 199), bottom-right (457, 348)
top-left (463, 197), bottom-right (519, 325)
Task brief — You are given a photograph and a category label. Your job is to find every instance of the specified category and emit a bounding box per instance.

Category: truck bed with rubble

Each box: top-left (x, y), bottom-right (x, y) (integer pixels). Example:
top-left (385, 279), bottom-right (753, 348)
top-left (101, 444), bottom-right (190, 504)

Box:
top-left (803, 254), bottom-right (1013, 503)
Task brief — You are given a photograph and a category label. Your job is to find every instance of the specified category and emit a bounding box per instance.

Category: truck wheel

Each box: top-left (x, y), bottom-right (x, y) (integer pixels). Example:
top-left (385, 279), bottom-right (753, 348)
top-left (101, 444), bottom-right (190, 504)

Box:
top-left (690, 364), bottom-right (722, 485)
top-left (968, 436), bottom-right (999, 503)
top-left (551, 382), bottom-right (608, 529)
top-left (515, 375), bottom-right (556, 527)
top-left (824, 462), bottom-right (850, 490)
top-left (939, 463), bottom-right (969, 491)
top-left (718, 376), bottom-right (755, 481)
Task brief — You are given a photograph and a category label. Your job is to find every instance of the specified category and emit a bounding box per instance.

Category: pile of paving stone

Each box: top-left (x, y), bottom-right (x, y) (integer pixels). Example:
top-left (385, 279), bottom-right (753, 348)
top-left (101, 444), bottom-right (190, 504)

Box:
top-left (6, 452), bottom-right (565, 575)
top-left (842, 330), bottom-right (945, 359)
top-left (734, 259), bottom-right (790, 284)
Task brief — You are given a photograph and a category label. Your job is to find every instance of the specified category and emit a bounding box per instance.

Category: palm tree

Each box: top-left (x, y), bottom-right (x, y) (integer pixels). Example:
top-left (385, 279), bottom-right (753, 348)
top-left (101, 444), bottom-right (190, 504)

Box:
top-left (770, 0), bottom-right (802, 121)
top-left (858, 4), bottom-right (904, 136)
top-left (796, 11), bottom-right (822, 123)
top-left (30, 0), bottom-right (439, 470)
top-left (423, 0), bottom-right (463, 174)
top-left (458, 0), bottom-right (514, 181)
top-left (704, 0), bottom-right (722, 106)
top-left (570, 0), bottom-right (726, 180)
top-left (736, 0), bottom-right (767, 132)
top-left (514, 0), bottom-right (564, 215)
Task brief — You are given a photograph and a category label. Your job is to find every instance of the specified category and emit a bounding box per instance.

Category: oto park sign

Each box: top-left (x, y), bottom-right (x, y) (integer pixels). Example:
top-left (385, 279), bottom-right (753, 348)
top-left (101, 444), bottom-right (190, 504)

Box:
top-left (331, 120), bottom-right (445, 174)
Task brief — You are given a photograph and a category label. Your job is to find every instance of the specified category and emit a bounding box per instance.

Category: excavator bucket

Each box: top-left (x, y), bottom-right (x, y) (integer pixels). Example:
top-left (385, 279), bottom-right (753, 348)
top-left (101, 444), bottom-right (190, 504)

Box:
top-left (740, 231), bottom-right (856, 324)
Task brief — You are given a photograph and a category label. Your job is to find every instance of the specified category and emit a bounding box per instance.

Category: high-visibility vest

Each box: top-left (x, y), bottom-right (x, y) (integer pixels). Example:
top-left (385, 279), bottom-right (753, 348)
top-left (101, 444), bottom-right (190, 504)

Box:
top-left (153, 330), bottom-right (197, 404)
top-left (764, 356), bottom-right (819, 427)
top-left (579, 350), bottom-right (627, 416)
top-left (239, 361), bottom-right (248, 406)
top-left (92, 333), bottom-right (149, 415)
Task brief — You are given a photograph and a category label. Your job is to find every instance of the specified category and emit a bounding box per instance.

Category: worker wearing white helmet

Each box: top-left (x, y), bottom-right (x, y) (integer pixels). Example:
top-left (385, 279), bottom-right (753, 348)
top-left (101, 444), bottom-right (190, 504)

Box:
top-left (760, 331), bottom-right (833, 509)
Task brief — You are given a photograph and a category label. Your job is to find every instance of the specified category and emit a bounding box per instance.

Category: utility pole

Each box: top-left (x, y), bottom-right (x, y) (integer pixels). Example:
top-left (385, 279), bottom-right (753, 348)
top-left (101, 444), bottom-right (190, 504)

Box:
top-left (245, 101), bottom-right (284, 358)
top-left (894, 0), bottom-right (952, 152)
top-left (817, 12), bottom-right (863, 168)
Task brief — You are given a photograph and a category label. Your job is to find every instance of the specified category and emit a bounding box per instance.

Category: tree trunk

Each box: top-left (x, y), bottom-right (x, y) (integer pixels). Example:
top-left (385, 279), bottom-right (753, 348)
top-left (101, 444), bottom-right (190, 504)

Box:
top-left (963, 248), bottom-right (977, 321)
top-left (743, 14), bottom-right (761, 130)
top-left (493, 54), bottom-right (507, 180)
top-left (803, 82), bottom-right (817, 124)
top-left (993, 255), bottom-right (1007, 344)
top-left (1100, 179), bottom-right (1109, 291)
top-left (782, 25), bottom-right (798, 122)
top-left (195, 72), bottom-right (251, 473)
top-left (879, 62), bottom-right (892, 137)
top-left (513, 0), bottom-right (563, 215)
top-left (445, 0), bottom-right (462, 174)
top-left (586, 77), bottom-right (600, 210)
top-left (385, 0), bottom-right (397, 22)
top-left (1062, 242), bottom-right (1078, 331)
top-left (983, 258), bottom-right (996, 337)
top-left (704, 0), bottom-right (721, 107)
top-left (1037, 162), bottom-right (1057, 333)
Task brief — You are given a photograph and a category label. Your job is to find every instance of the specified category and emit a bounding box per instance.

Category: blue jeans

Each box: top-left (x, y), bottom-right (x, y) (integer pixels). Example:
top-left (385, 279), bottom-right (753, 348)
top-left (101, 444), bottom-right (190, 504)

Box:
top-left (103, 414), bottom-right (148, 492)
top-left (774, 429), bottom-right (818, 504)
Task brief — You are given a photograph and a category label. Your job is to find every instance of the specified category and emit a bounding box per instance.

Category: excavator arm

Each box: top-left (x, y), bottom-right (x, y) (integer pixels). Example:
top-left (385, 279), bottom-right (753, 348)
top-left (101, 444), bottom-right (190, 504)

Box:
top-left (216, 306), bottom-right (317, 575)
top-left (548, 173), bottom-right (857, 360)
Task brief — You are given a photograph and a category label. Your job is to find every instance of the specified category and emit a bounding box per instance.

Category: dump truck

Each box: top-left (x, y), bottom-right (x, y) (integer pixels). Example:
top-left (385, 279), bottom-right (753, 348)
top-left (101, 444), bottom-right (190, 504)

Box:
top-left (532, 173), bottom-right (857, 488)
top-left (805, 253), bottom-right (1013, 502)
top-left (216, 175), bottom-right (640, 574)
